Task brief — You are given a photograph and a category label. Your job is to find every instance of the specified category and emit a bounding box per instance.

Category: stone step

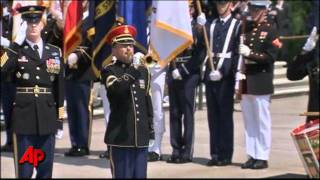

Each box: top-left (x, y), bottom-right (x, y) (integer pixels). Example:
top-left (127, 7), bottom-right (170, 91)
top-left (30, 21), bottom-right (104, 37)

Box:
top-left (274, 67), bottom-right (288, 78)
top-left (275, 61), bottom-right (287, 69)
top-left (273, 86), bottom-right (309, 98)
top-left (274, 77), bottom-right (308, 88)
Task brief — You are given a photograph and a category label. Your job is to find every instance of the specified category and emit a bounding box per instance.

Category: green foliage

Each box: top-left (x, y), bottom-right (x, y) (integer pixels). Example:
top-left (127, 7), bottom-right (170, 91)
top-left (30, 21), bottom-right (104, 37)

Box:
top-left (286, 0), bottom-right (312, 60)
top-left (287, 0), bottom-right (312, 35)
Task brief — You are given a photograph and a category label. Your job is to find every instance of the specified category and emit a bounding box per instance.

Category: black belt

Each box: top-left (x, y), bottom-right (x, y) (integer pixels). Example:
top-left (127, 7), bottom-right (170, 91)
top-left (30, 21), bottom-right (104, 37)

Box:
top-left (16, 86), bottom-right (52, 95)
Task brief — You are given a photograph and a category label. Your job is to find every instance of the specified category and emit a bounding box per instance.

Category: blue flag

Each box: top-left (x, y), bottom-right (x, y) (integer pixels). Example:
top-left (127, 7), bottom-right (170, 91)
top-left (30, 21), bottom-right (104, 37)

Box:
top-left (117, 0), bottom-right (152, 53)
top-left (87, 0), bottom-right (116, 76)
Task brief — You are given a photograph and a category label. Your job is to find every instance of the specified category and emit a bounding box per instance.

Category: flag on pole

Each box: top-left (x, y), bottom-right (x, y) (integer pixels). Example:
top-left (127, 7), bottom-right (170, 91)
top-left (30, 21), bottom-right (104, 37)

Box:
top-left (150, 1), bottom-right (193, 68)
top-left (87, 0), bottom-right (116, 77)
top-left (63, 0), bottom-right (83, 61)
top-left (117, 0), bottom-right (152, 53)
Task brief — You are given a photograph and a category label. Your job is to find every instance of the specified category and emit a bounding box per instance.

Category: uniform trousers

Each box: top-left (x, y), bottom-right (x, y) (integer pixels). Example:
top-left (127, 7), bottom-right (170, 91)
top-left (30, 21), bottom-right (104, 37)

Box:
top-left (65, 80), bottom-right (91, 148)
top-left (148, 66), bottom-right (166, 155)
top-left (205, 80), bottom-right (234, 161)
top-left (240, 94), bottom-right (272, 160)
top-left (109, 146), bottom-right (148, 178)
top-left (168, 74), bottom-right (199, 159)
top-left (16, 134), bottom-right (55, 178)
top-left (1, 82), bottom-right (16, 145)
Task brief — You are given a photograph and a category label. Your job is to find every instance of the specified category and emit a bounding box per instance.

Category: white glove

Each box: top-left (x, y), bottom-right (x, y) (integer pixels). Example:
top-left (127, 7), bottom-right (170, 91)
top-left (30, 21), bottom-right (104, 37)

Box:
top-left (303, 26), bottom-right (318, 52)
top-left (14, 21), bottom-right (27, 45)
top-left (239, 44), bottom-right (251, 57)
top-left (209, 70), bottom-right (222, 81)
top-left (55, 129), bottom-right (64, 139)
top-left (197, 12), bottom-right (207, 26)
top-left (67, 53), bottom-right (78, 68)
top-left (172, 68), bottom-right (182, 80)
top-left (0, 36), bottom-right (10, 48)
top-left (2, 7), bottom-right (10, 16)
top-left (149, 139), bottom-right (155, 147)
top-left (133, 52), bottom-right (144, 66)
top-left (235, 72), bottom-right (246, 81)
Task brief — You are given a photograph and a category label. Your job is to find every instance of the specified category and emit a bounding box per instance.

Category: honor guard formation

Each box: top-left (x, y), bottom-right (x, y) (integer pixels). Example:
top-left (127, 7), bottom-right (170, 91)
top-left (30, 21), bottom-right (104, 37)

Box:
top-left (1, 0), bottom-right (319, 178)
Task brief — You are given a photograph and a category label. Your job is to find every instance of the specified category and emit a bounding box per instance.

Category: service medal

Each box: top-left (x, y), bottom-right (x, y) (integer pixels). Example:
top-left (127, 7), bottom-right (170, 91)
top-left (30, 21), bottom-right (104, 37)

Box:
top-left (16, 72), bottom-right (21, 78)
top-left (22, 73), bottom-right (30, 80)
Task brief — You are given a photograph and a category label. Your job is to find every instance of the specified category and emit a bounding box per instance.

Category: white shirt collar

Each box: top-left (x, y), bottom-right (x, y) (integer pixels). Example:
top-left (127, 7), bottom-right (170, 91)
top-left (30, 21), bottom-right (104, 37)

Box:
top-left (26, 38), bottom-right (44, 58)
top-left (219, 13), bottom-right (232, 24)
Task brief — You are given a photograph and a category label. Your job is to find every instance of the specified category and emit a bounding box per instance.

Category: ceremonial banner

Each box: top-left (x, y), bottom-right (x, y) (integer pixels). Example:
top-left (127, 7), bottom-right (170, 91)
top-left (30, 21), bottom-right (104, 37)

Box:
top-left (63, 0), bottom-right (83, 61)
top-left (87, 0), bottom-right (116, 76)
top-left (149, 1), bottom-right (193, 67)
top-left (117, 0), bottom-right (152, 53)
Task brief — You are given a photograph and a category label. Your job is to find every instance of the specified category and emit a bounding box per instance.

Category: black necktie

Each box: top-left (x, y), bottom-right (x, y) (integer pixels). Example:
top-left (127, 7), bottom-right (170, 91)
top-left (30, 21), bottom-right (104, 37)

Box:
top-left (219, 19), bottom-right (225, 26)
top-left (33, 45), bottom-right (40, 59)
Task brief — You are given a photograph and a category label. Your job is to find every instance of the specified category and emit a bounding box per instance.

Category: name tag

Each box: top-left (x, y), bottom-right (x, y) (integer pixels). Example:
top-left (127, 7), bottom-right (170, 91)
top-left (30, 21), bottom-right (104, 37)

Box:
top-left (139, 79), bottom-right (145, 89)
top-left (18, 56), bottom-right (28, 62)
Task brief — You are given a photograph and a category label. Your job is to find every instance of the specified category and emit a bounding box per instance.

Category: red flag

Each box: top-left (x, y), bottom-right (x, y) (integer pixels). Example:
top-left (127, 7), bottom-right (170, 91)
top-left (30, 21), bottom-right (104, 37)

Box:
top-left (63, 0), bottom-right (83, 61)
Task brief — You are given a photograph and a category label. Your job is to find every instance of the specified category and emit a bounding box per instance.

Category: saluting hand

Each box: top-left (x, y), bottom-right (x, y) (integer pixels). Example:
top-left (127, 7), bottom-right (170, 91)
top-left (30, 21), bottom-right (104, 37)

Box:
top-left (303, 26), bottom-right (318, 52)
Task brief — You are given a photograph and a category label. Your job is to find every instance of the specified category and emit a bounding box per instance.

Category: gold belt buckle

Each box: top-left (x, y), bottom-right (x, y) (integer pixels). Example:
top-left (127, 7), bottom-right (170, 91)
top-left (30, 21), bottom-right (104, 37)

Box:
top-left (34, 85), bottom-right (40, 95)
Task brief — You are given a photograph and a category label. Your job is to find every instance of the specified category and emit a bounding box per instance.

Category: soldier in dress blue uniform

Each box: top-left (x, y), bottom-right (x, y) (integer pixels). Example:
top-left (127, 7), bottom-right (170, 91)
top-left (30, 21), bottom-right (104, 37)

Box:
top-left (64, 2), bottom-right (94, 157)
top-left (1, 1), bottom-right (16, 153)
top-left (166, 3), bottom-right (202, 164)
top-left (238, 0), bottom-right (281, 170)
top-left (100, 25), bottom-right (154, 178)
top-left (0, 5), bottom-right (64, 178)
top-left (197, 0), bottom-right (241, 166)
top-left (287, 1), bottom-right (319, 123)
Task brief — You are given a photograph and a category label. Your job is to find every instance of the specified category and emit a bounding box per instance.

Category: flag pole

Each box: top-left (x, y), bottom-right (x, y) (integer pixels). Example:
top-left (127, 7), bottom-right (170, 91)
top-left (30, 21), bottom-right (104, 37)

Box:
top-left (196, 0), bottom-right (214, 71)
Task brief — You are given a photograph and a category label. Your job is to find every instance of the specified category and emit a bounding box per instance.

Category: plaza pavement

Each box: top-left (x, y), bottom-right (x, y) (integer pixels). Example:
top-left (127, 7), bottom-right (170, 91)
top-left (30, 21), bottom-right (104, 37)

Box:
top-left (1, 95), bottom-right (311, 178)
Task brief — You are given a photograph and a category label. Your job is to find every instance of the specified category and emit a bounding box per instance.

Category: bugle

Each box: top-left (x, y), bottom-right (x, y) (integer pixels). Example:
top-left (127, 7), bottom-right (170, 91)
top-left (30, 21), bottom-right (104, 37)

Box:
top-left (141, 53), bottom-right (158, 67)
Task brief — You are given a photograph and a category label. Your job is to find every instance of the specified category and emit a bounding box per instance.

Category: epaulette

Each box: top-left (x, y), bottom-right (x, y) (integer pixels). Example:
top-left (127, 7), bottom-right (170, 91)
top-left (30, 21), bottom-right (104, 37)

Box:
top-left (102, 64), bottom-right (113, 70)
top-left (47, 43), bottom-right (62, 56)
top-left (5, 47), bottom-right (18, 55)
top-left (101, 61), bottom-right (115, 71)
top-left (47, 43), bottom-right (61, 49)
